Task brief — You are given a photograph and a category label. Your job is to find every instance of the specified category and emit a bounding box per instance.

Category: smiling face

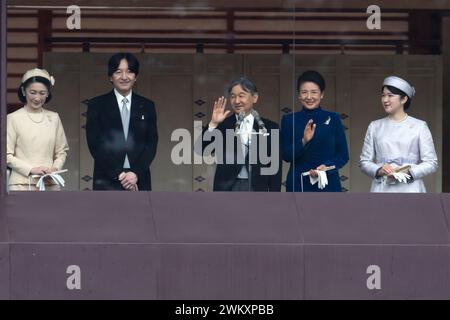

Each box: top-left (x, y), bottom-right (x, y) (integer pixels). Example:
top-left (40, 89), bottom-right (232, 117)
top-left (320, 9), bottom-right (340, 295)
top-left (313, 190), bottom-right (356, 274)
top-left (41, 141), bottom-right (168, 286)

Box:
top-left (23, 82), bottom-right (49, 111)
top-left (298, 81), bottom-right (322, 110)
top-left (381, 86), bottom-right (408, 115)
top-left (229, 84), bottom-right (258, 116)
top-left (110, 59), bottom-right (137, 96)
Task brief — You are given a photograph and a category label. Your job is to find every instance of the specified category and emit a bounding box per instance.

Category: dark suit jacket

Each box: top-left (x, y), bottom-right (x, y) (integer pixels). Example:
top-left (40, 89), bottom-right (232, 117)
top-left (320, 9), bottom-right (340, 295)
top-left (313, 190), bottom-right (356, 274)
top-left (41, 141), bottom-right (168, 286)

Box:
top-left (201, 114), bottom-right (282, 191)
top-left (86, 90), bottom-right (158, 191)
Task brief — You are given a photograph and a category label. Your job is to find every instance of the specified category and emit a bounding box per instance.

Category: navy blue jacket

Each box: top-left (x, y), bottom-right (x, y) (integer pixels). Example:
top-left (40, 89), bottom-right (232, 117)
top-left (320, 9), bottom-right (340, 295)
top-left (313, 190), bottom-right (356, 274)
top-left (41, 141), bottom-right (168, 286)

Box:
top-left (281, 107), bottom-right (349, 192)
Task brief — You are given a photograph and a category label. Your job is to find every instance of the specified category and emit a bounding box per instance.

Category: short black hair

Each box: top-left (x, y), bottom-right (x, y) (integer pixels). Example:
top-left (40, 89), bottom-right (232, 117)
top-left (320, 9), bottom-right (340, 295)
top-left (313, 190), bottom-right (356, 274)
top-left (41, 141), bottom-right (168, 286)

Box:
top-left (297, 70), bottom-right (325, 92)
top-left (17, 76), bottom-right (52, 104)
top-left (382, 85), bottom-right (412, 110)
top-left (227, 77), bottom-right (258, 96)
top-left (108, 52), bottom-right (140, 77)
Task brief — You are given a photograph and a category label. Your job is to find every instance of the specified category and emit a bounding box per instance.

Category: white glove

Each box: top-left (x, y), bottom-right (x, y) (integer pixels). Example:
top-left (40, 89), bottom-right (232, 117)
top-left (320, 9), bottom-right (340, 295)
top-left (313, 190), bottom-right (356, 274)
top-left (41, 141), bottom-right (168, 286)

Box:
top-left (391, 172), bottom-right (411, 184)
top-left (309, 170), bottom-right (328, 190)
top-left (35, 173), bottom-right (65, 191)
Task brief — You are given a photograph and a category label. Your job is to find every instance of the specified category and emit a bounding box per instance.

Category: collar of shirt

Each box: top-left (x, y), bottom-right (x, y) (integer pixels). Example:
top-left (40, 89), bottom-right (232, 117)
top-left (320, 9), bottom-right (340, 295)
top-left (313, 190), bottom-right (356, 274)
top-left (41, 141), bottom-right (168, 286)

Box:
top-left (236, 112), bottom-right (255, 130)
top-left (301, 106), bottom-right (322, 117)
top-left (114, 89), bottom-right (132, 112)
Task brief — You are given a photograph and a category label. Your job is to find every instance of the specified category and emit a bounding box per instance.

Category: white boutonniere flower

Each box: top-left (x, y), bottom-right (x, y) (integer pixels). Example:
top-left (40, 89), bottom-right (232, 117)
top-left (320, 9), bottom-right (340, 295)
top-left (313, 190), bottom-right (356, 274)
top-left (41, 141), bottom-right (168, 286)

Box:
top-left (324, 116), bottom-right (331, 125)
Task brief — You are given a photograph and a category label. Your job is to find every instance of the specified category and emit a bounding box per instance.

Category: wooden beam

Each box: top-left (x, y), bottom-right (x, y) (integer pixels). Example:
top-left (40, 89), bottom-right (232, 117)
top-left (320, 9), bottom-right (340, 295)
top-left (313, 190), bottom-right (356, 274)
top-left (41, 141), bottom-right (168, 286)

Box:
top-left (47, 28), bottom-right (409, 37)
top-left (6, 0), bottom-right (450, 10)
top-left (46, 36), bottom-right (410, 46)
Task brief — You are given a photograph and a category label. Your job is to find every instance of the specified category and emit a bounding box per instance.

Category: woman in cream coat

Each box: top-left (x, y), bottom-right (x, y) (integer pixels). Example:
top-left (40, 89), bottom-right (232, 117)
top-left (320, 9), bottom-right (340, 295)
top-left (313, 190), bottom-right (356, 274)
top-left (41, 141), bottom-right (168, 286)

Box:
top-left (7, 68), bottom-right (69, 191)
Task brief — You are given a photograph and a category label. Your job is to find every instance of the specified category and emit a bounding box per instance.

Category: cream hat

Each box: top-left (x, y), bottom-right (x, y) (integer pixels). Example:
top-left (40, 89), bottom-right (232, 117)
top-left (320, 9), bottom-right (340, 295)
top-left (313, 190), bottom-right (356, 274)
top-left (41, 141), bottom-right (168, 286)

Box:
top-left (383, 76), bottom-right (415, 98)
top-left (21, 68), bottom-right (55, 86)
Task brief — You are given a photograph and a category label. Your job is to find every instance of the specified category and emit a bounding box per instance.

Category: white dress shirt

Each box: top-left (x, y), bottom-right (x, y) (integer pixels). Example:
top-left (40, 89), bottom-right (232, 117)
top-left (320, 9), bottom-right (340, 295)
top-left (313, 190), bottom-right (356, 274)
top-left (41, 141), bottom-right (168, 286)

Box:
top-left (207, 112), bottom-right (255, 179)
top-left (238, 113), bottom-right (254, 179)
top-left (114, 89), bottom-right (132, 169)
top-left (114, 89), bottom-right (132, 114)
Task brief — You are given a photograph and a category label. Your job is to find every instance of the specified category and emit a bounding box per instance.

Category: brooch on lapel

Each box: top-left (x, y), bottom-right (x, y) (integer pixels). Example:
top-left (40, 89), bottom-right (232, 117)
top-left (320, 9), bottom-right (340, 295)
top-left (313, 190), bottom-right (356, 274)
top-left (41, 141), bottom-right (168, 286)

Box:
top-left (139, 105), bottom-right (145, 120)
top-left (324, 116), bottom-right (331, 125)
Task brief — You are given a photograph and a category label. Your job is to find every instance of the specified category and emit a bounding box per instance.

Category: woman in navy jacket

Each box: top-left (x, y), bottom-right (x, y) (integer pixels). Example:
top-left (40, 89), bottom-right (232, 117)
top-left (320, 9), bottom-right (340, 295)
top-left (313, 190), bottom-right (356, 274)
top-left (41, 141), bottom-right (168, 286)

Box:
top-left (281, 70), bottom-right (349, 192)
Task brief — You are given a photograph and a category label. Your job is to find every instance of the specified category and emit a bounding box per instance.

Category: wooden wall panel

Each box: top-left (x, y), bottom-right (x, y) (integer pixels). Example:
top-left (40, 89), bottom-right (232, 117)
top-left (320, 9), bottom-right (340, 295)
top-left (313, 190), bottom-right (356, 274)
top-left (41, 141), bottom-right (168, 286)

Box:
top-left (44, 53), bottom-right (81, 191)
top-left (78, 54), bottom-right (117, 190)
top-left (349, 56), bottom-right (394, 192)
top-left (144, 54), bottom-right (195, 192)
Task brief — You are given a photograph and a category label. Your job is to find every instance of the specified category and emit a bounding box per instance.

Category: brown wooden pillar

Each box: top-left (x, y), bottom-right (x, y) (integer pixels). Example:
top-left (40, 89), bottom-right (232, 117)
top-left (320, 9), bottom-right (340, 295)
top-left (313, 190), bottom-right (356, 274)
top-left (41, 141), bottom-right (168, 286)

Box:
top-left (38, 9), bottom-right (52, 68)
top-left (409, 11), bottom-right (441, 54)
top-left (442, 16), bottom-right (450, 192)
top-left (1, 0), bottom-right (7, 196)
top-left (226, 10), bottom-right (235, 54)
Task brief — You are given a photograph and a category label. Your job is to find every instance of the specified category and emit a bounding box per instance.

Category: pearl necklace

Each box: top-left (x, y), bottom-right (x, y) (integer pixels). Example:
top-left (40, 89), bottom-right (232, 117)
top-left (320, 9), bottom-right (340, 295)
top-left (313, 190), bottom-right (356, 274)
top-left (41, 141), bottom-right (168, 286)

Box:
top-left (389, 113), bottom-right (408, 123)
top-left (25, 107), bottom-right (45, 124)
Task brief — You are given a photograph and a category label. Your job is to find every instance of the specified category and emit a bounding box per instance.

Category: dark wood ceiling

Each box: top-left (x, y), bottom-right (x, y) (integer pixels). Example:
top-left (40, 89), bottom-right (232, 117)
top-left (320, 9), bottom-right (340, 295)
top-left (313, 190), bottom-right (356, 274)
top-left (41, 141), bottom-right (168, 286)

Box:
top-left (7, 0), bottom-right (450, 10)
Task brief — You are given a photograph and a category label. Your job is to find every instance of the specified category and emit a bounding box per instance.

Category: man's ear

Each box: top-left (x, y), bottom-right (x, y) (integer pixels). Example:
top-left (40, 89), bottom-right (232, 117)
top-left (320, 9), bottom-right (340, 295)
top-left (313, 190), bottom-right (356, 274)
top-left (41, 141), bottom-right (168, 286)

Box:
top-left (252, 93), bottom-right (259, 104)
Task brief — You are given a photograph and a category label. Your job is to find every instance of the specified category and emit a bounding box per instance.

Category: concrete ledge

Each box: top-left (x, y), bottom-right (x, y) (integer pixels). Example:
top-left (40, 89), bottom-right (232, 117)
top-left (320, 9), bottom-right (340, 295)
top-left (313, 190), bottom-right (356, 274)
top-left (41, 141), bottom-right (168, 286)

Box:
top-left (1, 192), bottom-right (450, 299)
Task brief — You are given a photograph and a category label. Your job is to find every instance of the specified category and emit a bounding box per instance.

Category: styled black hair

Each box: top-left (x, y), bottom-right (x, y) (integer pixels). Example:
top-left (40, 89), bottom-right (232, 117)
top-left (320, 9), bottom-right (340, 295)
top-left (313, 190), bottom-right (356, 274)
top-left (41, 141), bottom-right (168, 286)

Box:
top-left (17, 76), bottom-right (52, 104)
top-left (108, 52), bottom-right (140, 77)
top-left (297, 70), bottom-right (325, 92)
top-left (382, 85), bottom-right (412, 110)
top-left (227, 77), bottom-right (258, 96)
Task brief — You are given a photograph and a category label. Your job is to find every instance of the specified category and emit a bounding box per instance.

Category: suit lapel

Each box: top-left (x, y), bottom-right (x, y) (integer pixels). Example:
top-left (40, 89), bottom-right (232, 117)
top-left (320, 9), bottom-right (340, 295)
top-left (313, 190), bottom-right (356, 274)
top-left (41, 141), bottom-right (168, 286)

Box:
top-left (129, 92), bottom-right (145, 139)
top-left (127, 93), bottom-right (146, 162)
top-left (223, 113), bottom-right (237, 129)
top-left (106, 90), bottom-right (124, 136)
top-left (252, 116), bottom-right (259, 132)
top-left (129, 92), bottom-right (138, 136)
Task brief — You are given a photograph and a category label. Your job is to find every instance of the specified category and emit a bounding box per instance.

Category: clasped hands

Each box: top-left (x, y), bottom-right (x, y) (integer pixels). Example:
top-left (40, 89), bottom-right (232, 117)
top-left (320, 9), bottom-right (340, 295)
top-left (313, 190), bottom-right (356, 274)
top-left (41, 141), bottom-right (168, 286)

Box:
top-left (30, 166), bottom-right (58, 176)
top-left (118, 171), bottom-right (139, 191)
top-left (307, 164), bottom-right (329, 190)
top-left (30, 166), bottom-right (59, 183)
top-left (309, 164), bottom-right (327, 178)
top-left (377, 164), bottom-right (411, 184)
